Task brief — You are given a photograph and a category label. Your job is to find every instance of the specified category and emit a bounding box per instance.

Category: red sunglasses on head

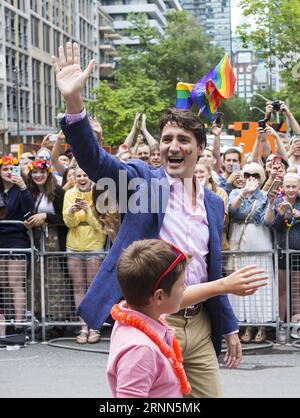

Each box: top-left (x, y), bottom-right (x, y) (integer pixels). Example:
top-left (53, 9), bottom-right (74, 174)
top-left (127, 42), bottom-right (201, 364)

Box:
top-left (153, 242), bottom-right (187, 292)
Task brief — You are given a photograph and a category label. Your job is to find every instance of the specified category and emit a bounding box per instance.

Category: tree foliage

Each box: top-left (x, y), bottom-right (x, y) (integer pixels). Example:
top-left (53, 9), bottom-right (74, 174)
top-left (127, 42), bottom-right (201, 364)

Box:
top-left (88, 77), bottom-right (168, 145)
top-left (89, 11), bottom-right (251, 145)
top-left (236, 0), bottom-right (300, 120)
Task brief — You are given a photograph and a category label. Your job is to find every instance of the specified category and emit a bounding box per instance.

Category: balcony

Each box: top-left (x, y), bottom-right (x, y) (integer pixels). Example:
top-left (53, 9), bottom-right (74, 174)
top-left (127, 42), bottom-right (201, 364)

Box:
top-left (99, 26), bottom-right (114, 34)
top-left (100, 62), bottom-right (115, 78)
top-left (99, 40), bottom-right (117, 56)
top-left (103, 4), bottom-right (167, 27)
top-left (107, 32), bottom-right (121, 41)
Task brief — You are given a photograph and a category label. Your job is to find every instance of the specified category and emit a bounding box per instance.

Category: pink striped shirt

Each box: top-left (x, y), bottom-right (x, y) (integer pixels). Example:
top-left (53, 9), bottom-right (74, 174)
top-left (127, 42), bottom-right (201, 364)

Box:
top-left (160, 172), bottom-right (209, 285)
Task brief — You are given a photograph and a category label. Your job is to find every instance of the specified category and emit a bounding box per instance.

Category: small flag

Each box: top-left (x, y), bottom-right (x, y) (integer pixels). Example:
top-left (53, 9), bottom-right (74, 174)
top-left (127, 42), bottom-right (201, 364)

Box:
top-left (176, 82), bottom-right (194, 110)
top-left (176, 54), bottom-right (236, 120)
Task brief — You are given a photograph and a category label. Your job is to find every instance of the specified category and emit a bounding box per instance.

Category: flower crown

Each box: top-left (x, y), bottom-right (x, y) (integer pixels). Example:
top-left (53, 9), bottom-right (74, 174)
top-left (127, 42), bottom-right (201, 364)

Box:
top-left (28, 159), bottom-right (53, 172)
top-left (0, 156), bottom-right (19, 166)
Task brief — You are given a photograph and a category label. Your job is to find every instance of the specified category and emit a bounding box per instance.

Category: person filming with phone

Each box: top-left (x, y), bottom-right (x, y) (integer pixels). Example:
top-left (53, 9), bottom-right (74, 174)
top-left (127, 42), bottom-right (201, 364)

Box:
top-left (265, 173), bottom-right (300, 322)
top-left (228, 162), bottom-right (275, 344)
top-left (219, 148), bottom-right (243, 195)
top-left (0, 156), bottom-right (34, 325)
top-left (63, 166), bottom-right (107, 344)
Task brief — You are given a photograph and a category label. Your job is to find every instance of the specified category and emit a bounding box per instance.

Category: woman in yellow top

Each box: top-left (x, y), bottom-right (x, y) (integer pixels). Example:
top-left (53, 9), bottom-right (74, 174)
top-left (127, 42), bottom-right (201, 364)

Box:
top-left (63, 167), bottom-right (106, 344)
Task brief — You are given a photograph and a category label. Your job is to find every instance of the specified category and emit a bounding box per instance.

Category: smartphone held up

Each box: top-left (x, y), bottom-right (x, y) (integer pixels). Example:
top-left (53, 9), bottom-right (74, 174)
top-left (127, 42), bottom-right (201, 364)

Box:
top-left (11, 166), bottom-right (21, 176)
top-left (267, 179), bottom-right (282, 198)
top-left (214, 112), bottom-right (224, 128)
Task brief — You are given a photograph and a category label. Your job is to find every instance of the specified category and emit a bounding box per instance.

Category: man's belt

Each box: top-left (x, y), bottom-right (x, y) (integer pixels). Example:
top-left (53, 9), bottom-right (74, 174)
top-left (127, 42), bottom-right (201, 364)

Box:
top-left (173, 303), bottom-right (203, 319)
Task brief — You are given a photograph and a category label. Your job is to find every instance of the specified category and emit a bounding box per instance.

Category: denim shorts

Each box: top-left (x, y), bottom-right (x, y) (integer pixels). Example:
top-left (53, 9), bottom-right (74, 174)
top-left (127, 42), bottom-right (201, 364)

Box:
top-left (66, 248), bottom-right (103, 261)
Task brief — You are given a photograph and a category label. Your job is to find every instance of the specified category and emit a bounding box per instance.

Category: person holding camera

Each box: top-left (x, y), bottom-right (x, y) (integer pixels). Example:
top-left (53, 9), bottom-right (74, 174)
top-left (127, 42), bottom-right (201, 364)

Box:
top-left (262, 154), bottom-right (287, 193)
top-left (265, 102), bottom-right (300, 136)
top-left (63, 166), bottom-right (107, 344)
top-left (0, 156), bottom-right (34, 324)
top-left (25, 158), bottom-right (67, 321)
top-left (265, 173), bottom-right (300, 322)
top-left (219, 148), bottom-right (243, 195)
top-left (227, 163), bottom-right (275, 344)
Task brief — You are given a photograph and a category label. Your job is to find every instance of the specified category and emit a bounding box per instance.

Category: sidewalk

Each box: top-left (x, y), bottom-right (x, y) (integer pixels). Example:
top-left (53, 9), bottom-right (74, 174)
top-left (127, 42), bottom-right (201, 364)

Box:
top-left (1, 340), bottom-right (300, 398)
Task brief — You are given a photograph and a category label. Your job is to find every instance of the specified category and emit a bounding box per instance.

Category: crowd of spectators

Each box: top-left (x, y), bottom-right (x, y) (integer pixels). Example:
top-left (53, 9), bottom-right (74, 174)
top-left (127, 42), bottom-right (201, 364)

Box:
top-left (1, 101), bottom-right (300, 343)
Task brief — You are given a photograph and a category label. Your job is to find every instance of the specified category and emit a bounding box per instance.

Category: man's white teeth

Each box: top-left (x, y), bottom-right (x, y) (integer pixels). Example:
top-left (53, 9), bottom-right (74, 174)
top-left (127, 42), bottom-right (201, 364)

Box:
top-left (168, 157), bottom-right (184, 163)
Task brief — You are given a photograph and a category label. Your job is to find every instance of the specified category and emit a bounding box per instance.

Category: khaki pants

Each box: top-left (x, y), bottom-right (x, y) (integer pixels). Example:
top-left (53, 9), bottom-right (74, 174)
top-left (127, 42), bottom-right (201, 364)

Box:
top-left (167, 307), bottom-right (222, 398)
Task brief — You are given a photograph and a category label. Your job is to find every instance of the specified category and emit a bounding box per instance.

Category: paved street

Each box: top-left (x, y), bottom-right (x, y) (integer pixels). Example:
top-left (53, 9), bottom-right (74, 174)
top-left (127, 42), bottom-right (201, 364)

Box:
top-left (1, 337), bottom-right (300, 398)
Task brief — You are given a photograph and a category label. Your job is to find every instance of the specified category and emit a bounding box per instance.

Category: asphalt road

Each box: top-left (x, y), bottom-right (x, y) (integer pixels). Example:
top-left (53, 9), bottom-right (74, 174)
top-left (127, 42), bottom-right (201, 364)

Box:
top-left (1, 339), bottom-right (300, 398)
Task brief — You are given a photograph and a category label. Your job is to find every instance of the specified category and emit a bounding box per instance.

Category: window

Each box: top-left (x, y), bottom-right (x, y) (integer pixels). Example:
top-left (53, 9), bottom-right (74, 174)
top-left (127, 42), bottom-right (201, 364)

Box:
top-left (5, 48), bottom-right (16, 83)
top-left (30, 1), bottom-right (38, 12)
top-left (42, 0), bottom-right (49, 19)
top-left (32, 59), bottom-right (41, 124)
top-left (43, 23), bottom-right (50, 53)
top-left (31, 16), bottom-right (40, 47)
top-left (80, 18), bottom-right (86, 43)
top-left (6, 87), bottom-right (17, 122)
top-left (63, 35), bottom-right (69, 48)
top-left (18, 0), bottom-right (26, 13)
top-left (20, 90), bottom-right (30, 124)
top-left (5, 8), bottom-right (16, 45)
top-left (62, 0), bottom-right (69, 32)
top-left (53, 29), bottom-right (60, 56)
top-left (19, 53), bottom-right (29, 88)
top-left (44, 64), bottom-right (52, 126)
top-left (52, 2), bottom-right (59, 27)
top-left (71, 4), bottom-right (77, 37)
top-left (55, 86), bottom-right (62, 110)
top-left (18, 16), bottom-right (28, 50)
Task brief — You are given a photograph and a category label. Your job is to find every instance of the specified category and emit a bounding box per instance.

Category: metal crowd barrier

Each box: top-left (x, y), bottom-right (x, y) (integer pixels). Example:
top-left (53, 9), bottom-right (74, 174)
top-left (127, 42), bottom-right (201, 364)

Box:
top-left (0, 220), bottom-right (36, 342)
top-left (39, 225), bottom-right (109, 341)
top-left (2, 220), bottom-right (298, 347)
top-left (282, 220), bottom-right (300, 343)
top-left (222, 248), bottom-right (280, 341)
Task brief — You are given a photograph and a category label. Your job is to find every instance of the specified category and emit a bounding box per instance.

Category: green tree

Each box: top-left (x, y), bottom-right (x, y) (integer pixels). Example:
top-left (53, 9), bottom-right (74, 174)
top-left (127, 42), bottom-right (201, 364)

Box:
top-left (247, 87), bottom-right (278, 121)
top-left (117, 11), bottom-right (224, 104)
top-left (219, 94), bottom-right (251, 124)
top-left (236, 0), bottom-right (300, 119)
top-left (89, 11), bottom-right (250, 144)
top-left (88, 77), bottom-right (168, 145)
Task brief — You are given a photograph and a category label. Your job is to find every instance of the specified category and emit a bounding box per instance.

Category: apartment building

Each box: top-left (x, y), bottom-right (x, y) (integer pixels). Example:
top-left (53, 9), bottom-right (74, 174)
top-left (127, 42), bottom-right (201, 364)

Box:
top-left (181, 0), bottom-right (232, 57)
top-left (101, 0), bottom-right (182, 46)
top-left (232, 41), bottom-right (285, 103)
top-left (0, 0), bottom-right (119, 150)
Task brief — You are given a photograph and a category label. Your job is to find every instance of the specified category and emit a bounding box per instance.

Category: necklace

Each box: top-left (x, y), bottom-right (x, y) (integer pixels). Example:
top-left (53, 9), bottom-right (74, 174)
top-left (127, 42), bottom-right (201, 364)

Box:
top-left (111, 303), bottom-right (191, 395)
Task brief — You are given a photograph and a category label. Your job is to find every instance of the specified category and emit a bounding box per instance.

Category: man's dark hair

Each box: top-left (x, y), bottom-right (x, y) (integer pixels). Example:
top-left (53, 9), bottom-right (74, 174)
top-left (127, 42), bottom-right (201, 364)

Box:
top-left (223, 148), bottom-right (242, 163)
top-left (159, 108), bottom-right (207, 147)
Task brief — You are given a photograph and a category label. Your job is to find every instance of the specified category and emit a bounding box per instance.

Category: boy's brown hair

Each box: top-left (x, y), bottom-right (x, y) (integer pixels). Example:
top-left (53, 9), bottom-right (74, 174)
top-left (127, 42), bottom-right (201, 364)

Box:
top-left (117, 239), bottom-right (186, 306)
top-left (159, 108), bottom-right (207, 147)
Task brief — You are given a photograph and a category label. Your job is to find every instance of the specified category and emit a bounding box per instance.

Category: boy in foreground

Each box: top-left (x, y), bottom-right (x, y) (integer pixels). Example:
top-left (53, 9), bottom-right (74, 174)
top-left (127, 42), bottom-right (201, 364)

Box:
top-left (107, 239), bottom-right (267, 398)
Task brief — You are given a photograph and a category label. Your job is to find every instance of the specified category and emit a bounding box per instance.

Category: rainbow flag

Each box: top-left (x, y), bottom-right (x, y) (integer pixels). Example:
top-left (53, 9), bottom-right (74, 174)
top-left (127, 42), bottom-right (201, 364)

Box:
top-left (175, 82), bottom-right (194, 109)
top-left (176, 54), bottom-right (236, 120)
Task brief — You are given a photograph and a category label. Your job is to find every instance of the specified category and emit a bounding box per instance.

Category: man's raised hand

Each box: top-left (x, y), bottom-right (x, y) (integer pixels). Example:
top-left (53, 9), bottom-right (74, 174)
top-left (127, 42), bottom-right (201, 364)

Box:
top-left (52, 42), bottom-right (95, 113)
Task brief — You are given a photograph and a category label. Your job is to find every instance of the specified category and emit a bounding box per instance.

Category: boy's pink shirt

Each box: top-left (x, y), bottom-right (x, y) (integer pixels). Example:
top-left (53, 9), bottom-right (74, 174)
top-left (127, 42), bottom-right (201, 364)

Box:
top-left (107, 302), bottom-right (182, 398)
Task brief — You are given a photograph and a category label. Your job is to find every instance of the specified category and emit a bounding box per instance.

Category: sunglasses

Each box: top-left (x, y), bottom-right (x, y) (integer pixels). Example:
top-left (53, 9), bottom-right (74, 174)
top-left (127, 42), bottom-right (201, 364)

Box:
top-left (244, 172), bottom-right (260, 180)
top-left (153, 242), bottom-right (187, 292)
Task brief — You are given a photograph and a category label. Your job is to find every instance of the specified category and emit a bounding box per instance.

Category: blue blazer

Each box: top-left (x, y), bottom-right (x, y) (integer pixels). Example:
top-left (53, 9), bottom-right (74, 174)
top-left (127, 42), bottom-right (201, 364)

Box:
top-left (62, 115), bottom-right (238, 356)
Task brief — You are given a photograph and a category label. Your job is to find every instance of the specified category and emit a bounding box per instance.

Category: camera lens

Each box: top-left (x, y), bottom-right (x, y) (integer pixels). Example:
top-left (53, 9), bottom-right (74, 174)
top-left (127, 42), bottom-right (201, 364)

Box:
top-left (272, 100), bottom-right (281, 112)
